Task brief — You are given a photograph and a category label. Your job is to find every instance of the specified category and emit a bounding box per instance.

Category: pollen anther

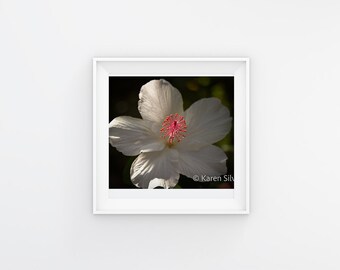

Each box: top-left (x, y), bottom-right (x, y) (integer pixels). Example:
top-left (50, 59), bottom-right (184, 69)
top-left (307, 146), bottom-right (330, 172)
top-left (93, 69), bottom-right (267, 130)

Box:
top-left (160, 113), bottom-right (187, 144)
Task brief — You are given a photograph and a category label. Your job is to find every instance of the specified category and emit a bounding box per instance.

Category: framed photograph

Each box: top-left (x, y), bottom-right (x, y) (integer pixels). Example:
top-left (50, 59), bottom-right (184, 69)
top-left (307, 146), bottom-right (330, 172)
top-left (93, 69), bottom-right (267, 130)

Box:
top-left (93, 58), bottom-right (249, 214)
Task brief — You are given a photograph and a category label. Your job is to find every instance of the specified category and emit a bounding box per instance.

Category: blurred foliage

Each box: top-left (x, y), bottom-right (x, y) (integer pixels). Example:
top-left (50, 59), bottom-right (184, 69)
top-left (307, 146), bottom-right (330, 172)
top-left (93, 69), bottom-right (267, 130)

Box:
top-left (109, 77), bottom-right (234, 189)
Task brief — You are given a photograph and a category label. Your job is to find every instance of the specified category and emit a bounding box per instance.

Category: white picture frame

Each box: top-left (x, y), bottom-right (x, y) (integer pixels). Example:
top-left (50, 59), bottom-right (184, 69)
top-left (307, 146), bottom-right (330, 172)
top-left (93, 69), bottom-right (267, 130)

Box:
top-left (93, 58), bottom-right (249, 214)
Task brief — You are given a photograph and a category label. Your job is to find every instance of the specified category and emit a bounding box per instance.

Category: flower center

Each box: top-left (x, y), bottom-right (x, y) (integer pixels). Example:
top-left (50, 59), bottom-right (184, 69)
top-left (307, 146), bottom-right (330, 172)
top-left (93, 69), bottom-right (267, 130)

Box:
top-left (160, 113), bottom-right (187, 145)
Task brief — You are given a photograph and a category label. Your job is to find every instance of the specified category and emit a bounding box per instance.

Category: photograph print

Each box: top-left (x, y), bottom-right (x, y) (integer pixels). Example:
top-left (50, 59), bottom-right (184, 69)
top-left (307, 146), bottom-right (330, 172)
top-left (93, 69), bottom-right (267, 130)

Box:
top-left (109, 77), bottom-right (234, 189)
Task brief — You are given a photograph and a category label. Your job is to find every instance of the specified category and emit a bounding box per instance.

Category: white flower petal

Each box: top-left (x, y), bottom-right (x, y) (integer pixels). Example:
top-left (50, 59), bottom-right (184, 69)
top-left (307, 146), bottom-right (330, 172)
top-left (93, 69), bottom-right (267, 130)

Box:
top-left (183, 98), bottom-right (232, 147)
top-left (138, 79), bottom-right (184, 125)
top-left (130, 148), bottom-right (179, 189)
top-left (177, 145), bottom-right (227, 178)
top-left (148, 178), bottom-right (179, 189)
top-left (109, 116), bottom-right (165, 156)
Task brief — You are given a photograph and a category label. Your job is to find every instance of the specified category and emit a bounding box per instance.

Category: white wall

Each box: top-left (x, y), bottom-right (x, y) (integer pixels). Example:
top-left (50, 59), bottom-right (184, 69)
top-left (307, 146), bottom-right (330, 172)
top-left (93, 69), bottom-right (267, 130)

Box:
top-left (1, 0), bottom-right (340, 269)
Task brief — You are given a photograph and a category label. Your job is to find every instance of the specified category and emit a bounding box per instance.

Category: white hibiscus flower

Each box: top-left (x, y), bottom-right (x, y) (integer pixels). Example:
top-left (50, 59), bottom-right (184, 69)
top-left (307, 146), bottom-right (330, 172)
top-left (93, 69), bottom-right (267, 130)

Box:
top-left (109, 79), bottom-right (232, 189)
